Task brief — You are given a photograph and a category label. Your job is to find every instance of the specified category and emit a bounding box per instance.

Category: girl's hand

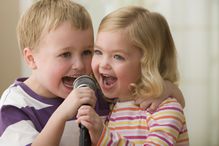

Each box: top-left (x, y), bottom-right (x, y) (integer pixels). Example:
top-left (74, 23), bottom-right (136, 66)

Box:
top-left (76, 105), bottom-right (104, 145)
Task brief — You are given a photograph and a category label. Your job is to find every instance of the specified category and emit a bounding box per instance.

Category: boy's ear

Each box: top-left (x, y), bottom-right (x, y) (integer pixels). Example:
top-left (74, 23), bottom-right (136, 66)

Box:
top-left (23, 48), bottom-right (37, 69)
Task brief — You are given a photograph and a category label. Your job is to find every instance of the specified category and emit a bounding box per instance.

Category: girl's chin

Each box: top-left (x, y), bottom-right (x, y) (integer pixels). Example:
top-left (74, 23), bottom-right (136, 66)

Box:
top-left (102, 91), bottom-right (132, 101)
top-left (102, 92), bottom-right (117, 99)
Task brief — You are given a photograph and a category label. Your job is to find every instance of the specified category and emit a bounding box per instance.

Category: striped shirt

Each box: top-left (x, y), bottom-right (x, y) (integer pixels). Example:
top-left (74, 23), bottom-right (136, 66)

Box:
top-left (98, 98), bottom-right (189, 146)
top-left (0, 78), bottom-right (109, 146)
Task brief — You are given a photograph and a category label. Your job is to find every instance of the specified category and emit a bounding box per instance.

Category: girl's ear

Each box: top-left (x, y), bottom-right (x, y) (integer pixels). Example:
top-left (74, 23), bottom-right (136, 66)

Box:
top-left (23, 48), bottom-right (37, 69)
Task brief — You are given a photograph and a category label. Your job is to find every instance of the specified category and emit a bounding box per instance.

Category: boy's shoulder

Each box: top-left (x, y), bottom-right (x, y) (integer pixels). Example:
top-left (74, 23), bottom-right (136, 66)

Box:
top-left (0, 78), bottom-right (51, 109)
top-left (1, 80), bottom-right (27, 107)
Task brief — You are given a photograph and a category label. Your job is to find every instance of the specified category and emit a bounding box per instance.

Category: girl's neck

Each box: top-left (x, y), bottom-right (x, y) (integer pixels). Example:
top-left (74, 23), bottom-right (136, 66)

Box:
top-left (116, 96), bottom-right (134, 102)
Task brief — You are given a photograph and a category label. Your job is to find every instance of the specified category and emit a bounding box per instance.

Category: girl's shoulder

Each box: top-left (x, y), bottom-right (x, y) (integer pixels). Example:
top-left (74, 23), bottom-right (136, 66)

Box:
top-left (159, 97), bottom-right (183, 109)
top-left (148, 97), bottom-right (186, 123)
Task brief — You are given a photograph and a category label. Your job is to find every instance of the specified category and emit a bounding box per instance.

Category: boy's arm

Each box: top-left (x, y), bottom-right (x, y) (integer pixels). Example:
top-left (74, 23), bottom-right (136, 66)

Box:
top-left (31, 109), bottom-right (67, 146)
top-left (0, 105), bottom-right (39, 146)
top-left (163, 80), bottom-right (185, 107)
top-left (31, 101), bottom-right (72, 146)
top-left (135, 80), bottom-right (185, 111)
top-left (32, 87), bottom-right (97, 146)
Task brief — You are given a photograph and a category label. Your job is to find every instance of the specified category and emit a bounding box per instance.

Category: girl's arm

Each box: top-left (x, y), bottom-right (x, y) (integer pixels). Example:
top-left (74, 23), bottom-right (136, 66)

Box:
top-left (76, 105), bottom-right (104, 146)
top-left (97, 98), bottom-right (189, 146)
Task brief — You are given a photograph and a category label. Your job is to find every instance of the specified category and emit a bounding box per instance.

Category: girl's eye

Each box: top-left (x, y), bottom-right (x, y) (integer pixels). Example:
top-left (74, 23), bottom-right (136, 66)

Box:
top-left (114, 54), bottom-right (125, 61)
top-left (60, 52), bottom-right (71, 58)
top-left (93, 49), bottom-right (102, 55)
top-left (82, 49), bottom-right (93, 56)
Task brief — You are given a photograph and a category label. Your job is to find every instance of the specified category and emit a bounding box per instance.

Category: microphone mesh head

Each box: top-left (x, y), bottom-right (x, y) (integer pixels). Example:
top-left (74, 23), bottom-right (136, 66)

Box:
top-left (73, 75), bottom-right (97, 91)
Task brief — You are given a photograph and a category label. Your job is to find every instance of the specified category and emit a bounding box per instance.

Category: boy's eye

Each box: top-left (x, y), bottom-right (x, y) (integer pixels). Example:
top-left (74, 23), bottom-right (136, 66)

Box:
top-left (114, 54), bottom-right (125, 61)
top-left (61, 52), bottom-right (71, 58)
top-left (82, 49), bottom-right (93, 56)
top-left (93, 49), bottom-right (102, 55)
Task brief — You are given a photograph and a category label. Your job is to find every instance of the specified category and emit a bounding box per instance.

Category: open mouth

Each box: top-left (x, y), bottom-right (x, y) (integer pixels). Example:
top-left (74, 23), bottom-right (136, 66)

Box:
top-left (101, 74), bottom-right (117, 87)
top-left (62, 76), bottom-right (77, 89)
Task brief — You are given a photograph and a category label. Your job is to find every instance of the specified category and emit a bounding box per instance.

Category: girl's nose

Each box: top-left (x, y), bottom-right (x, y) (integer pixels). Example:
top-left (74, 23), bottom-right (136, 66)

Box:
top-left (99, 57), bottom-right (111, 70)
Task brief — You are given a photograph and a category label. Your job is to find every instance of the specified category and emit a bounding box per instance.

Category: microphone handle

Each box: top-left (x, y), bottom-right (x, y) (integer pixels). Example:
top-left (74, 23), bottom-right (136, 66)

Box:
top-left (79, 123), bottom-right (91, 146)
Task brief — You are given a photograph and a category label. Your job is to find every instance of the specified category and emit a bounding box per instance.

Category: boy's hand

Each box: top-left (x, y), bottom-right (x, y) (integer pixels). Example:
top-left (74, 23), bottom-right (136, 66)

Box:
top-left (55, 87), bottom-right (97, 121)
top-left (76, 105), bottom-right (104, 145)
top-left (135, 96), bottom-right (165, 113)
top-left (135, 80), bottom-right (185, 112)
top-left (163, 80), bottom-right (185, 108)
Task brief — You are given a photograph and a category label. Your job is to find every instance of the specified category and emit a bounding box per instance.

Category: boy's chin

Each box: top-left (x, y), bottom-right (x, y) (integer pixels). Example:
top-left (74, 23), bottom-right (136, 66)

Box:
top-left (59, 87), bottom-right (73, 98)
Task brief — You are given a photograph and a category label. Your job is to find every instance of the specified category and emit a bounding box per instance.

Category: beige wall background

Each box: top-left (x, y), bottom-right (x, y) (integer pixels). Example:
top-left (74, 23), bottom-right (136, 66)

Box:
top-left (0, 0), bottom-right (21, 94)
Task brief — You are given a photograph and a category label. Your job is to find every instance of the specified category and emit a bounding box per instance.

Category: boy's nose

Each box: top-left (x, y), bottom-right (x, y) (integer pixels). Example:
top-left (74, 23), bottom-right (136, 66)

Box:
top-left (71, 58), bottom-right (84, 71)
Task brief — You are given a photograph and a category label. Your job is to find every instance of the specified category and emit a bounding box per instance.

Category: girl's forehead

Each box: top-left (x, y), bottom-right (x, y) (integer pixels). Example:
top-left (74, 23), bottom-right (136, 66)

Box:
top-left (97, 30), bottom-right (134, 48)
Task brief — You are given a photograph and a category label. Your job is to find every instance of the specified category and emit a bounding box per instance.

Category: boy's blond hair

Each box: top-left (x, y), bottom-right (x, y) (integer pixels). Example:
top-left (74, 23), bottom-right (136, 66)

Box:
top-left (17, 0), bottom-right (93, 52)
top-left (98, 6), bottom-right (179, 99)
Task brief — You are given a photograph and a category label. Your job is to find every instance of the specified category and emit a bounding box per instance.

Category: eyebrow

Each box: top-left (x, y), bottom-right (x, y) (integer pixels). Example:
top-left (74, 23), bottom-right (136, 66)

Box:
top-left (94, 44), bottom-right (102, 49)
top-left (59, 44), bottom-right (94, 52)
top-left (94, 44), bottom-right (131, 56)
top-left (55, 47), bottom-right (70, 53)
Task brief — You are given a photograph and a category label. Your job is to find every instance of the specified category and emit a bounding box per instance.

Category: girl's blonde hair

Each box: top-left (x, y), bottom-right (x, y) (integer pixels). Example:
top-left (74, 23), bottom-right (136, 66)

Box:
top-left (17, 0), bottom-right (93, 52)
top-left (98, 6), bottom-right (179, 99)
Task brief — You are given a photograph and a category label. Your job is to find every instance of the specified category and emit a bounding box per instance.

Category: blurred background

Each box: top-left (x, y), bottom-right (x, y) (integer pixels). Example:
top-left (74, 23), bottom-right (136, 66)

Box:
top-left (0, 0), bottom-right (218, 145)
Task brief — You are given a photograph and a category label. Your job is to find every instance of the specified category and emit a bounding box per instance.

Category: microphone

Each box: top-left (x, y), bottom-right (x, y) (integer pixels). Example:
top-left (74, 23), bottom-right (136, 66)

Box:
top-left (73, 75), bottom-right (97, 146)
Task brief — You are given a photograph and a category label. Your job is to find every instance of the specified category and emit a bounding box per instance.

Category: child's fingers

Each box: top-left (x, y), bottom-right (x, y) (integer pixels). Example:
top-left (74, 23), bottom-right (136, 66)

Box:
top-left (76, 107), bottom-right (104, 144)
top-left (147, 98), bottom-right (163, 113)
top-left (80, 96), bottom-right (96, 108)
top-left (76, 107), bottom-right (101, 131)
top-left (147, 102), bottom-right (159, 113)
top-left (77, 105), bottom-right (92, 117)
top-left (134, 97), bottom-right (144, 105)
top-left (137, 98), bottom-right (153, 109)
top-left (76, 88), bottom-right (97, 107)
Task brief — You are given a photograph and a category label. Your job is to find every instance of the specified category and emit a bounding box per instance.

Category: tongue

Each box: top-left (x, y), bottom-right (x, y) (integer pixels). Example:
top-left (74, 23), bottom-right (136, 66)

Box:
top-left (104, 76), bottom-right (117, 86)
top-left (63, 77), bottom-right (74, 87)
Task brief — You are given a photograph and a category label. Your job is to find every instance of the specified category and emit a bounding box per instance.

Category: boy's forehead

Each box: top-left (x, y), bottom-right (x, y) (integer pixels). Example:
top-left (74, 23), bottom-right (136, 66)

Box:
top-left (43, 20), bottom-right (92, 32)
top-left (41, 21), bottom-right (93, 38)
top-left (37, 22), bottom-right (94, 49)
